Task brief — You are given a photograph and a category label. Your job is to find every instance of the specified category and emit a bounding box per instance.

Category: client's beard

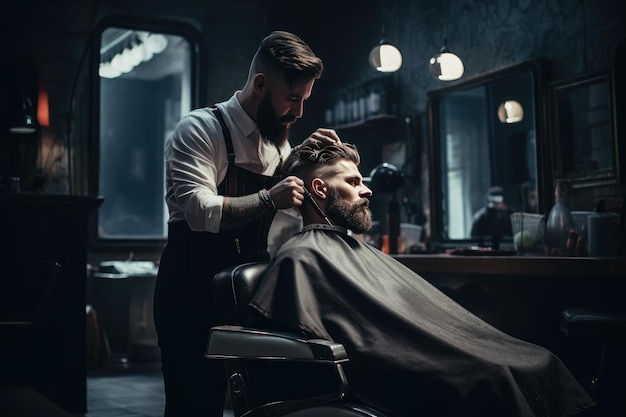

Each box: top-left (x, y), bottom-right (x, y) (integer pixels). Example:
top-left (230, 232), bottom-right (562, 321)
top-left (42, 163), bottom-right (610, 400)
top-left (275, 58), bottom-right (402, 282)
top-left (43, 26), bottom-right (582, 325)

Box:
top-left (327, 188), bottom-right (373, 234)
top-left (257, 93), bottom-right (293, 147)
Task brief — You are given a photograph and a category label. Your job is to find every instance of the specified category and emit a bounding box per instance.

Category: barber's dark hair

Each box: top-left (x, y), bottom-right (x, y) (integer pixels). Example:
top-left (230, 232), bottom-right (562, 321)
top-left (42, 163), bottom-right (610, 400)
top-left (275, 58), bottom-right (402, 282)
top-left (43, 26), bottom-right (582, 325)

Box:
top-left (284, 137), bottom-right (360, 180)
top-left (251, 31), bottom-right (324, 86)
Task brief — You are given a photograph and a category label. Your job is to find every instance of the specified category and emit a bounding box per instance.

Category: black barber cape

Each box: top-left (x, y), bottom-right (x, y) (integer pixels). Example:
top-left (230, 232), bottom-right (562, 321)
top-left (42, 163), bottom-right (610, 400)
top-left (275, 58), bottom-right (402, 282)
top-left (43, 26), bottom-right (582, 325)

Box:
top-left (249, 227), bottom-right (595, 417)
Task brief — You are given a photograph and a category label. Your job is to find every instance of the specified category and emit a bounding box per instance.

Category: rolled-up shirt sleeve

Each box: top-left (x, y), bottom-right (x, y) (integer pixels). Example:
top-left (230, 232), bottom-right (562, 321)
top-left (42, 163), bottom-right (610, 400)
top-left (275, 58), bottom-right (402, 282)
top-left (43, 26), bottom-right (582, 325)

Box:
top-left (165, 109), bottom-right (227, 233)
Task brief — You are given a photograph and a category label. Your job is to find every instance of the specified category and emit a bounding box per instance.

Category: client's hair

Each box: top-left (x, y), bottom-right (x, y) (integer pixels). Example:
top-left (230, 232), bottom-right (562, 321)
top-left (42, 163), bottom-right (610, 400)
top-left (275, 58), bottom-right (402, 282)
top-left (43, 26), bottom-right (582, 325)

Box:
top-left (283, 137), bottom-right (360, 182)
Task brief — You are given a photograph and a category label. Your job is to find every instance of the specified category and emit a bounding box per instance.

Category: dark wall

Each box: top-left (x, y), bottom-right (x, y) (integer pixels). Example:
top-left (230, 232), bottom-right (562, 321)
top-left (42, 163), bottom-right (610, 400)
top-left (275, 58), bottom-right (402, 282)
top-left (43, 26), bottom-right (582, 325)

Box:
top-left (1, 0), bottom-right (624, 239)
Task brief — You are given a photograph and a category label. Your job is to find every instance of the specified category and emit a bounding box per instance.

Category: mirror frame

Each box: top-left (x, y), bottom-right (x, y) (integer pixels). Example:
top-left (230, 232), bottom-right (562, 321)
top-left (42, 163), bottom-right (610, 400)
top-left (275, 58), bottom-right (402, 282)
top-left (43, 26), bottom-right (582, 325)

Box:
top-left (426, 58), bottom-right (549, 247)
top-left (548, 71), bottom-right (619, 188)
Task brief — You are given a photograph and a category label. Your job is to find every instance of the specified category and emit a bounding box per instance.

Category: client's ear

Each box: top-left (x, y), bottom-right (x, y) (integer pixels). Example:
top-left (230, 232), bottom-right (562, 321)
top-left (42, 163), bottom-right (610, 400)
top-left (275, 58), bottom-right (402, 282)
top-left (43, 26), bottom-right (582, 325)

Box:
top-left (311, 178), bottom-right (328, 199)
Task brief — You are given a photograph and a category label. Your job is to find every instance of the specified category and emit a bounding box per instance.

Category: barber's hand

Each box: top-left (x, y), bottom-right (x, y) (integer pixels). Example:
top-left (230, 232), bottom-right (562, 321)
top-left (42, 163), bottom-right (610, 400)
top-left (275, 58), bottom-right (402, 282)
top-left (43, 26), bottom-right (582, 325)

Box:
top-left (307, 128), bottom-right (341, 144)
top-left (268, 176), bottom-right (305, 209)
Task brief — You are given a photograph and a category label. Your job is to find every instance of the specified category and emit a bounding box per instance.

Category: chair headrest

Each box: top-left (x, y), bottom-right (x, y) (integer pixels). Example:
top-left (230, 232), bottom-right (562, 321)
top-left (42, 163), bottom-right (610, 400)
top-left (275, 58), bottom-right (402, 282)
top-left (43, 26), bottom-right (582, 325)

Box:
top-left (214, 262), bottom-right (268, 325)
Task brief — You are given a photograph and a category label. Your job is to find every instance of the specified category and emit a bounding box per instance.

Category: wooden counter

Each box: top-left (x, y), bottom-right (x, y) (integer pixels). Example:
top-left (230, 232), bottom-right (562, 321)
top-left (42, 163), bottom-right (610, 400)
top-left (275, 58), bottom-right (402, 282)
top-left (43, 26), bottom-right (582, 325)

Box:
top-left (392, 254), bottom-right (626, 278)
top-left (389, 254), bottom-right (626, 367)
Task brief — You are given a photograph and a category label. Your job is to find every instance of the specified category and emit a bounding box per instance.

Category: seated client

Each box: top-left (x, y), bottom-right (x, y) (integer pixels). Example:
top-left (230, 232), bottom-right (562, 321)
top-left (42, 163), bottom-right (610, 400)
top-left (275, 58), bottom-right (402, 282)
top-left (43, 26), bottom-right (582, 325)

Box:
top-left (247, 137), bottom-right (596, 417)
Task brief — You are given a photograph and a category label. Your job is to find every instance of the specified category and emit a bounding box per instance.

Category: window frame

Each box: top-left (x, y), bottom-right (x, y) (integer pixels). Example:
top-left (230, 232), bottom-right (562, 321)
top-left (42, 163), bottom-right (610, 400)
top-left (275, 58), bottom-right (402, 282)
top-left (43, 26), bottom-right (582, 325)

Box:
top-left (88, 15), bottom-right (205, 255)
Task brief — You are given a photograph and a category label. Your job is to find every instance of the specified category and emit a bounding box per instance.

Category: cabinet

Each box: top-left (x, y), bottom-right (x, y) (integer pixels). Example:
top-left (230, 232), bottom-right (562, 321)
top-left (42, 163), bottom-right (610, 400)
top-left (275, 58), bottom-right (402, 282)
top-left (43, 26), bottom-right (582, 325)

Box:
top-left (393, 254), bottom-right (626, 356)
top-left (88, 261), bottom-right (159, 363)
top-left (0, 194), bottom-right (103, 414)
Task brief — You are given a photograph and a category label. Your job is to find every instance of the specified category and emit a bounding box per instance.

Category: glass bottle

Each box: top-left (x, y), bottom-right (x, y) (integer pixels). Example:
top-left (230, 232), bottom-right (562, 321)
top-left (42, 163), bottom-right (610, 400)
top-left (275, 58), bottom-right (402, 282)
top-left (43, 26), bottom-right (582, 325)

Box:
top-left (368, 80), bottom-right (381, 116)
top-left (545, 181), bottom-right (575, 255)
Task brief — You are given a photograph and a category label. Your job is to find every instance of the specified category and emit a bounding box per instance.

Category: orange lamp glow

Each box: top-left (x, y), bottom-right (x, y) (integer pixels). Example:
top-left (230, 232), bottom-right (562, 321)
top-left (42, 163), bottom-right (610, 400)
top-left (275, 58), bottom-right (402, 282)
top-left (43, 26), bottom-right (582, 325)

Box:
top-left (37, 79), bottom-right (50, 127)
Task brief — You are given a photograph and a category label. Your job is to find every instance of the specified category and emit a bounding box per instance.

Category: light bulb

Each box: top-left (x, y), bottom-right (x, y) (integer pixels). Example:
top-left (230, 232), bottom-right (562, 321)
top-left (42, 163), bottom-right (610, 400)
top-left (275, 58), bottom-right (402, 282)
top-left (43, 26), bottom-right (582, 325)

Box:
top-left (139, 43), bottom-right (154, 62)
top-left (99, 62), bottom-right (122, 79)
top-left (498, 100), bottom-right (524, 123)
top-left (429, 50), bottom-right (464, 81)
top-left (111, 52), bottom-right (133, 73)
top-left (128, 43), bottom-right (144, 67)
top-left (145, 33), bottom-right (168, 54)
top-left (369, 43), bottom-right (402, 72)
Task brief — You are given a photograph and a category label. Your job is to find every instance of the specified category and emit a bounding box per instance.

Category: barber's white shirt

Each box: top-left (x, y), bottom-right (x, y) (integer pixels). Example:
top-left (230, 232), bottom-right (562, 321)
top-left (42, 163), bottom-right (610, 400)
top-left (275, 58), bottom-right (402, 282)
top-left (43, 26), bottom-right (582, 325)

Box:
top-left (164, 92), bottom-right (292, 233)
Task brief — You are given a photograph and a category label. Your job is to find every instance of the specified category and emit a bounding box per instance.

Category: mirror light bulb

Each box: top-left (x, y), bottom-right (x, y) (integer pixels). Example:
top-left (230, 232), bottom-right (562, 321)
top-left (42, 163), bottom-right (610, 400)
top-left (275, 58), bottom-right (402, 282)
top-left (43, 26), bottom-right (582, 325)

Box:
top-left (99, 62), bottom-right (122, 79)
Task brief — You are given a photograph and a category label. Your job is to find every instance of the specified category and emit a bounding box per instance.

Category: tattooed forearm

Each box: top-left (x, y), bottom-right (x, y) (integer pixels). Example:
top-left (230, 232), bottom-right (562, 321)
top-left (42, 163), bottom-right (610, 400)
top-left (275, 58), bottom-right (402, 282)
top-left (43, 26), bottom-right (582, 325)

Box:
top-left (220, 193), bottom-right (267, 231)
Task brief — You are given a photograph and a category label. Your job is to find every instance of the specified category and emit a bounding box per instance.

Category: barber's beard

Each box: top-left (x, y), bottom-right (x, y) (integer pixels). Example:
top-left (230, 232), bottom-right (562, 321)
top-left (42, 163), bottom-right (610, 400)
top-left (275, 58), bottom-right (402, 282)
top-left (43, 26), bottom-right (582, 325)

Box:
top-left (257, 93), bottom-right (293, 147)
top-left (327, 188), bottom-right (373, 234)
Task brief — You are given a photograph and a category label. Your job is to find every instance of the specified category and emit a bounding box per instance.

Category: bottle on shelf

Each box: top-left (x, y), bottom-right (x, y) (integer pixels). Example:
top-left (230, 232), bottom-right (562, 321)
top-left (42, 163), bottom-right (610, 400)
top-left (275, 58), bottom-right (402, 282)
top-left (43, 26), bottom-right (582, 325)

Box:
top-left (324, 93), bottom-right (334, 126)
top-left (545, 180), bottom-right (576, 256)
top-left (357, 84), bottom-right (366, 122)
top-left (334, 92), bottom-right (346, 125)
top-left (368, 80), bottom-right (381, 117)
top-left (350, 87), bottom-right (359, 123)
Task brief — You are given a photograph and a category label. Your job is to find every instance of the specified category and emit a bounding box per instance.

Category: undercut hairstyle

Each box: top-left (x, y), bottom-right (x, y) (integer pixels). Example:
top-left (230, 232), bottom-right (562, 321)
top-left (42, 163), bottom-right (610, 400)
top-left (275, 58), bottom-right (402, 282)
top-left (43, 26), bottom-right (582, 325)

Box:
top-left (284, 137), bottom-right (361, 181)
top-left (251, 31), bottom-right (324, 87)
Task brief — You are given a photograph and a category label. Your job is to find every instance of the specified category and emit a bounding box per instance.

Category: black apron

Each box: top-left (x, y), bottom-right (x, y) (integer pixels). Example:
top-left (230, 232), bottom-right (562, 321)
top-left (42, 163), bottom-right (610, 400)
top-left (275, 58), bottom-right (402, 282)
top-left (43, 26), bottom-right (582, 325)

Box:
top-left (153, 106), bottom-right (282, 416)
top-left (155, 106), bottom-right (282, 312)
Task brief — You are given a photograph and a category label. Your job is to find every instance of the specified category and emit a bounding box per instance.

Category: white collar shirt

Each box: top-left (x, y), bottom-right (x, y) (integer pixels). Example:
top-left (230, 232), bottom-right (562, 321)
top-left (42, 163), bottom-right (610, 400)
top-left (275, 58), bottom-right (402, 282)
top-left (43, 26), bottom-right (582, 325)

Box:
top-left (164, 92), bottom-right (291, 232)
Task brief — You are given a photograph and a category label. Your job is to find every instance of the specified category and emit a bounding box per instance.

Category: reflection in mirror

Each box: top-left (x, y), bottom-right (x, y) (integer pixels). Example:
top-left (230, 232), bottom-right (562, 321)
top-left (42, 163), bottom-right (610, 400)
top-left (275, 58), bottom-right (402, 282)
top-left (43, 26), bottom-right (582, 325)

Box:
top-left (95, 24), bottom-right (196, 241)
top-left (427, 59), bottom-right (545, 244)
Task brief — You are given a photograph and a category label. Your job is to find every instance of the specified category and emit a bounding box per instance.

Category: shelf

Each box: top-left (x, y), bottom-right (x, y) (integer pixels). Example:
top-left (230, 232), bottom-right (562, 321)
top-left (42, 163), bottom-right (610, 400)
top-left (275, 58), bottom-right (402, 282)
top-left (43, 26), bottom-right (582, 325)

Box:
top-left (333, 114), bottom-right (396, 131)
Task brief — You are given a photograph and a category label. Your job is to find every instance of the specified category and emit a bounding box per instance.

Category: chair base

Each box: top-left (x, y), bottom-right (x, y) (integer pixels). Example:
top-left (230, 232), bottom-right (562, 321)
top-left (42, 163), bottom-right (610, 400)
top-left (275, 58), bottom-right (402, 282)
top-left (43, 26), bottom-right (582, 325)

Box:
top-left (561, 306), bottom-right (626, 416)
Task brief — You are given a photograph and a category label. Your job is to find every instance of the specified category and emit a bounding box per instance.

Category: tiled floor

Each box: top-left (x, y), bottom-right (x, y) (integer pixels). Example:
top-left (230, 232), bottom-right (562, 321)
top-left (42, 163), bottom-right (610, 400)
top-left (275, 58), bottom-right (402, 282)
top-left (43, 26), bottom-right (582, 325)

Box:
top-left (86, 361), bottom-right (234, 417)
top-left (86, 361), bottom-right (165, 417)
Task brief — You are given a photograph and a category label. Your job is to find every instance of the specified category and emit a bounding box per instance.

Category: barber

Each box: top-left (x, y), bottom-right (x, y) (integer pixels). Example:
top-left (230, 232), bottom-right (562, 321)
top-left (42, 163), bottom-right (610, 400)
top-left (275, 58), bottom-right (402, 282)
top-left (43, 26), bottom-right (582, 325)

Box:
top-left (153, 30), bottom-right (339, 417)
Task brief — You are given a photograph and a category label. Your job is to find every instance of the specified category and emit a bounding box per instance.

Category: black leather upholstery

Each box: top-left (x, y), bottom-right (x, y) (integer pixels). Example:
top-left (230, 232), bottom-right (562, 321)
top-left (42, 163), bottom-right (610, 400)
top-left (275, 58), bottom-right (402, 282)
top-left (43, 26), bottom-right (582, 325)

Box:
top-left (561, 306), bottom-right (626, 406)
top-left (561, 307), bottom-right (626, 340)
top-left (207, 263), bottom-right (388, 417)
top-left (213, 261), bottom-right (268, 325)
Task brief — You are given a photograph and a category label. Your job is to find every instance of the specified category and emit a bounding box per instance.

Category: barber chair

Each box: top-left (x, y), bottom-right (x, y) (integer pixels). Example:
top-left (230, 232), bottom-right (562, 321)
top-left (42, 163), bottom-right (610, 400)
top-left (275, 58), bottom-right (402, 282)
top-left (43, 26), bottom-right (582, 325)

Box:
top-left (560, 306), bottom-right (626, 415)
top-left (205, 262), bottom-right (387, 417)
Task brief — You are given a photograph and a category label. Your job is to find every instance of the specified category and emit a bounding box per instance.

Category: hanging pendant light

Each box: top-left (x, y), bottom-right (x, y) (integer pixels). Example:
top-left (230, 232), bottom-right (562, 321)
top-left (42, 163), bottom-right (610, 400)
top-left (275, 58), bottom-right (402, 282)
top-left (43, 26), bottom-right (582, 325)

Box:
top-left (369, 0), bottom-right (402, 73)
top-left (429, 22), bottom-right (464, 81)
top-left (498, 100), bottom-right (524, 123)
top-left (370, 42), bottom-right (402, 72)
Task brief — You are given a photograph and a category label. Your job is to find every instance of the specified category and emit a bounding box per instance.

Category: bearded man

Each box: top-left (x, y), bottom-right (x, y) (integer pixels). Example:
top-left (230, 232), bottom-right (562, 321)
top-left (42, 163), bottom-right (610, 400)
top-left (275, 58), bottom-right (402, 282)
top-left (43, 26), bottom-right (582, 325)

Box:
top-left (248, 137), bottom-right (596, 417)
top-left (154, 31), bottom-right (339, 417)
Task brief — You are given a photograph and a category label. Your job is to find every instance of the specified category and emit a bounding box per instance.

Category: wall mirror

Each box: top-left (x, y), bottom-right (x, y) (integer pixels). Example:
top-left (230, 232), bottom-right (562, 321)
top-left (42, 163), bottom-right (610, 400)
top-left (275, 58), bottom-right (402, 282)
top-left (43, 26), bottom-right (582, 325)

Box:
top-left (427, 59), bottom-right (546, 247)
top-left (89, 16), bottom-right (202, 250)
top-left (549, 72), bottom-right (617, 188)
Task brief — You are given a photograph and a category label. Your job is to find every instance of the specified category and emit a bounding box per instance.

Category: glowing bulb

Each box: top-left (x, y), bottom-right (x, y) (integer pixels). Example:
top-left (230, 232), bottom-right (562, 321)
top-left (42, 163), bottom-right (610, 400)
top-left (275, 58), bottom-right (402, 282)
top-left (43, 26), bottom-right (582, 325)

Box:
top-left (429, 51), bottom-right (464, 81)
top-left (111, 52), bottom-right (133, 73)
top-left (369, 43), bottom-right (402, 72)
top-left (99, 62), bottom-right (122, 78)
top-left (498, 100), bottom-right (524, 123)
top-left (145, 33), bottom-right (168, 54)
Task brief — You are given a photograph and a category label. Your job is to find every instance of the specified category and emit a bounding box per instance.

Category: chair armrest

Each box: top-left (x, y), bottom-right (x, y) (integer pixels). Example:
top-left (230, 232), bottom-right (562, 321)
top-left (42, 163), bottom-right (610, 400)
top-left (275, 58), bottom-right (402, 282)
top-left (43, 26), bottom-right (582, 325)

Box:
top-left (205, 325), bottom-right (348, 363)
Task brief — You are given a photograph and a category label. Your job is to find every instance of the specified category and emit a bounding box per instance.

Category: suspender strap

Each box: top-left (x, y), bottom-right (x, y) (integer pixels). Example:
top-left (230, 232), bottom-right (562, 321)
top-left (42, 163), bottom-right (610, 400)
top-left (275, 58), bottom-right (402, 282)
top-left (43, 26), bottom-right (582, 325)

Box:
top-left (212, 106), bottom-right (237, 197)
